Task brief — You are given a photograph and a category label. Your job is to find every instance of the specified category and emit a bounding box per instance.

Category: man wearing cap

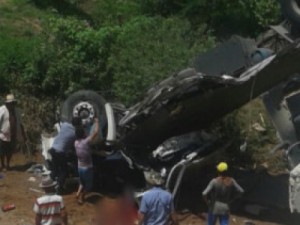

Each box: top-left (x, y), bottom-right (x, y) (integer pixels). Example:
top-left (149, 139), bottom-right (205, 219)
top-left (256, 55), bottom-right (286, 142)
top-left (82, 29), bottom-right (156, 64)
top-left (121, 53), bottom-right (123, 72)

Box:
top-left (0, 94), bottom-right (25, 170)
top-left (138, 170), bottom-right (177, 225)
top-left (33, 177), bottom-right (68, 225)
top-left (203, 162), bottom-right (244, 225)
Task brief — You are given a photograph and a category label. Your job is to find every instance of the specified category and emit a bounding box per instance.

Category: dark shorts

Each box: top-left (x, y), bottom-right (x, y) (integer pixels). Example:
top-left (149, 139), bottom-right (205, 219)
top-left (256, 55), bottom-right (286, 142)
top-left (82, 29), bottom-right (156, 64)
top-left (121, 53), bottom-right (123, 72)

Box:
top-left (78, 167), bottom-right (93, 192)
top-left (0, 140), bottom-right (15, 156)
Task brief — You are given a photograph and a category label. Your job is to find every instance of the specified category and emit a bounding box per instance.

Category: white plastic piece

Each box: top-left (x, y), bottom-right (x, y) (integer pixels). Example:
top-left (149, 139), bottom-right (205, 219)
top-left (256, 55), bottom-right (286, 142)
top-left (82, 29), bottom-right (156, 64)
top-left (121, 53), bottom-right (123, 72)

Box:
top-left (290, 163), bottom-right (300, 213)
top-left (41, 135), bottom-right (54, 161)
top-left (105, 103), bottom-right (116, 143)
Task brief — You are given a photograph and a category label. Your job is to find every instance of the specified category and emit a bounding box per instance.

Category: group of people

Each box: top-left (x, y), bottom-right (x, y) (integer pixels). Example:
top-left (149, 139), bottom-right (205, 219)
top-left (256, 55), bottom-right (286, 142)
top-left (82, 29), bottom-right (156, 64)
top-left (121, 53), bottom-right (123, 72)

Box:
top-left (33, 116), bottom-right (100, 225)
top-left (49, 115), bottom-right (99, 203)
top-left (0, 94), bottom-right (244, 225)
top-left (33, 161), bottom-right (244, 225)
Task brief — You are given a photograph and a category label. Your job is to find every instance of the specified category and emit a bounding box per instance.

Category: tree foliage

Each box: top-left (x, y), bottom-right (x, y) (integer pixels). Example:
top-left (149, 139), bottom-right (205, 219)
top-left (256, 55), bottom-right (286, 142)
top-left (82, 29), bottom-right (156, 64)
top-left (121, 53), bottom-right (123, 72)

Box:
top-left (0, 0), bottom-right (281, 101)
top-left (16, 16), bottom-right (214, 104)
top-left (141, 0), bottom-right (281, 36)
top-left (110, 16), bottom-right (214, 103)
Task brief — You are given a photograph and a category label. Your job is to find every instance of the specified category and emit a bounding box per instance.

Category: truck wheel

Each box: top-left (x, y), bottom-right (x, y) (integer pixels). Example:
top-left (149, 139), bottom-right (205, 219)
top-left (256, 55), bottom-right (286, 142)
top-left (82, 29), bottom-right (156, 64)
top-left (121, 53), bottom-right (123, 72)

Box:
top-left (280, 0), bottom-right (300, 27)
top-left (60, 90), bottom-right (107, 137)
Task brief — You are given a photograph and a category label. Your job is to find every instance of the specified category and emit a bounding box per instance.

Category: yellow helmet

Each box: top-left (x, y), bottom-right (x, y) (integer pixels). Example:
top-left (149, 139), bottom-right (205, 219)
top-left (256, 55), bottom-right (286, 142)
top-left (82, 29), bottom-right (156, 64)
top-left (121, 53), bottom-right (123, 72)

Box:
top-left (217, 162), bottom-right (228, 173)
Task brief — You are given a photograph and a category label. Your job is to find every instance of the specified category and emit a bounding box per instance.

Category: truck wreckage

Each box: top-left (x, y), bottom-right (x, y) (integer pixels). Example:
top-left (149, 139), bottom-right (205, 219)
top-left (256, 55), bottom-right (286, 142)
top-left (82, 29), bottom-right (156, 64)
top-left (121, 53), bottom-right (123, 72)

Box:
top-left (42, 0), bottom-right (300, 213)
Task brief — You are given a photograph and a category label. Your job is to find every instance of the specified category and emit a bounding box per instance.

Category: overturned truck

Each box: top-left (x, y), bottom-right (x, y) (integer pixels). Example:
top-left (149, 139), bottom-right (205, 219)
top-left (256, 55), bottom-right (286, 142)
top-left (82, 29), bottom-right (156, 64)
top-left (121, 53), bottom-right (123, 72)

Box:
top-left (43, 0), bottom-right (300, 213)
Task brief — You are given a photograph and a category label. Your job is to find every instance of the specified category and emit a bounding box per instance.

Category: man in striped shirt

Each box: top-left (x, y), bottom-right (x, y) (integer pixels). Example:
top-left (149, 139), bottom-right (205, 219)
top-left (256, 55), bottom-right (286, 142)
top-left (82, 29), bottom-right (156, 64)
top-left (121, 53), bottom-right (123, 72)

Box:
top-left (33, 177), bottom-right (68, 225)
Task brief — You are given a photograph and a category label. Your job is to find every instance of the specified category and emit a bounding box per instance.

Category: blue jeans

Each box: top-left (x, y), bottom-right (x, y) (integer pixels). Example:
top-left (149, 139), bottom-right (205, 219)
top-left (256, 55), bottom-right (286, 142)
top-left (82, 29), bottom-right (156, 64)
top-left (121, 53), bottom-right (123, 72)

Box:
top-left (78, 167), bottom-right (93, 192)
top-left (207, 212), bottom-right (229, 225)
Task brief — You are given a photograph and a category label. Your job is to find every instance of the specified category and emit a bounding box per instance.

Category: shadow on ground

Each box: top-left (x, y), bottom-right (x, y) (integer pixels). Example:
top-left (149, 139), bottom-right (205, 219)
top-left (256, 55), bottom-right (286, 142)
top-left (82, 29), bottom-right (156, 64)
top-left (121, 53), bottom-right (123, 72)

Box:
top-left (10, 162), bottom-right (36, 172)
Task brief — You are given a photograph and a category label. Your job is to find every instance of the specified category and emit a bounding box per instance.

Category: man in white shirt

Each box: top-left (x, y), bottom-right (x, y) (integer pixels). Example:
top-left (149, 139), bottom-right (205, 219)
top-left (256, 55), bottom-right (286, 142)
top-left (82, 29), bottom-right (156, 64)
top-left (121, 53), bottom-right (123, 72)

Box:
top-left (0, 94), bottom-right (25, 170)
top-left (33, 177), bottom-right (68, 225)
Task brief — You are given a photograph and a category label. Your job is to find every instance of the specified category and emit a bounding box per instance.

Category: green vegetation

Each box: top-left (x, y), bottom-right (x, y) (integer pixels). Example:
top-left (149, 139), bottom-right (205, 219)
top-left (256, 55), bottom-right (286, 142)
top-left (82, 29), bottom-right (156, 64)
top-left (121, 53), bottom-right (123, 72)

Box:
top-left (0, 0), bottom-right (281, 101)
top-left (0, 0), bottom-right (284, 167)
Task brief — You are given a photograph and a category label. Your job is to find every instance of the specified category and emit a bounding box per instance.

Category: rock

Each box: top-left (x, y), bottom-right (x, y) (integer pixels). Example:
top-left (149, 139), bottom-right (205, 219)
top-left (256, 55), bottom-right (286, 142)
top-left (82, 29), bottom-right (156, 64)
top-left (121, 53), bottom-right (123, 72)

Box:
top-left (244, 220), bottom-right (256, 225)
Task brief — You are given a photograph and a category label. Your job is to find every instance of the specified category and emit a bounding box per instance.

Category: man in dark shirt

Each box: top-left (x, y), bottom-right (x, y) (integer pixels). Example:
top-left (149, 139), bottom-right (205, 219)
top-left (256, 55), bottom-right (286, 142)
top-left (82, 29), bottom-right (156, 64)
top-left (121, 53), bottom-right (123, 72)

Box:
top-left (49, 117), bottom-right (82, 194)
top-left (203, 162), bottom-right (244, 225)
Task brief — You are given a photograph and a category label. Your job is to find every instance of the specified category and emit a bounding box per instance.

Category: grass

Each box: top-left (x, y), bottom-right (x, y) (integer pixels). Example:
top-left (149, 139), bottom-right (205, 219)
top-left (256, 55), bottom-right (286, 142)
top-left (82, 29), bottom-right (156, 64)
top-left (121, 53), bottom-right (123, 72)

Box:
top-left (227, 98), bottom-right (288, 173)
top-left (0, 0), bottom-right (44, 37)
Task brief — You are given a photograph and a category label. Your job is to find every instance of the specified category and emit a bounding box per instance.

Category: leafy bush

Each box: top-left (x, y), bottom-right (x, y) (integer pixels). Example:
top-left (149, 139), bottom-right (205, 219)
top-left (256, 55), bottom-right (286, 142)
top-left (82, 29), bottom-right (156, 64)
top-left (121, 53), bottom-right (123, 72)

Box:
top-left (0, 36), bottom-right (40, 94)
top-left (22, 17), bottom-right (119, 97)
top-left (141, 0), bottom-right (281, 36)
top-left (21, 16), bottom-right (214, 103)
top-left (110, 16), bottom-right (215, 104)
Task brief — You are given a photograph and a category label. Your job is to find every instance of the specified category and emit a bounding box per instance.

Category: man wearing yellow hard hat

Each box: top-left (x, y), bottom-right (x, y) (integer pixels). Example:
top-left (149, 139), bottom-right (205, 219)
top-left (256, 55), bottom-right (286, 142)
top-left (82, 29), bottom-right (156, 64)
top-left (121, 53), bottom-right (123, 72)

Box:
top-left (202, 162), bottom-right (244, 225)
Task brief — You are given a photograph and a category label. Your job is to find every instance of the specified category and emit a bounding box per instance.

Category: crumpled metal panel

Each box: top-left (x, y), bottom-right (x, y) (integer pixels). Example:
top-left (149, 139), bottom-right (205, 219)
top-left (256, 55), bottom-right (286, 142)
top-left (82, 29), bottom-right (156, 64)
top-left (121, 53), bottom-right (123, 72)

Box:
top-left (119, 41), bottom-right (300, 165)
top-left (193, 36), bottom-right (257, 77)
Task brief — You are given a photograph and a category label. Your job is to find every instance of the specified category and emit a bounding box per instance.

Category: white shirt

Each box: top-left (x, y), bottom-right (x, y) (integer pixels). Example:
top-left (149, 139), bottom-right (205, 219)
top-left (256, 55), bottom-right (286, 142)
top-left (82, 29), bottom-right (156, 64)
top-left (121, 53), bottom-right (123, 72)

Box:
top-left (0, 105), bottom-right (11, 142)
top-left (0, 105), bottom-right (22, 142)
top-left (33, 194), bottom-right (65, 225)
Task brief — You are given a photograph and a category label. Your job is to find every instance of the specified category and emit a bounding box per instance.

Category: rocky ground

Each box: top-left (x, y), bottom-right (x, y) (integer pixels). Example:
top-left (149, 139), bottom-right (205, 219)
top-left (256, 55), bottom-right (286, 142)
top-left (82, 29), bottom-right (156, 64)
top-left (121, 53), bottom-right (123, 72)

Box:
top-left (0, 153), bottom-right (297, 225)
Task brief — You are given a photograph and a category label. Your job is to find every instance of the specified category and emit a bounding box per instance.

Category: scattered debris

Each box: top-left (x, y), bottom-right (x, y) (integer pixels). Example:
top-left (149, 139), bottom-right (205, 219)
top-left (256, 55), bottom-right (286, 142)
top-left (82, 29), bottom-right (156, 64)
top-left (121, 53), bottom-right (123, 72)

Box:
top-left (27, 164), bottom-right (50, 177)
top-left (252, 122), bottom-right (266, 132)
top-left (28, 177), bottom-right (36, 182)
top-left (240, 141), bottom-right (248, 152)
top-left (29, 188), bottom-right (44, 194)
top-left (259, 113), bottom-right (266, 127)
top-left (232, 217), bottom-right (237, 223)
top-left (2, 204), bottom-right (16, 212)
top-left (26, 164), bottom-right (44, 173)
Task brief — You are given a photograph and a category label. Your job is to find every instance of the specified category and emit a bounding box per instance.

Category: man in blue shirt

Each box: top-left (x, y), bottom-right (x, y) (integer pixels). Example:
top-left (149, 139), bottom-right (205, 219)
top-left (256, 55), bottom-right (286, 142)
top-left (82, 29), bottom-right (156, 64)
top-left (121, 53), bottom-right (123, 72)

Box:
top-left (49, 117), bottom-right (82, 194)
top-left (139, 171), bottom-right (177, 225)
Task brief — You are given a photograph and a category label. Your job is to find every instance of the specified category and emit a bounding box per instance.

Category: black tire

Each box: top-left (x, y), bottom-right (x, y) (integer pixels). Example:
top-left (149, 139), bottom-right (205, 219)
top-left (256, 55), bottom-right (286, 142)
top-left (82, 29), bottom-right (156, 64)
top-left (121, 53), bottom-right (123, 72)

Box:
top-left (60, 90), bottom-right (107, 138)
top-left (280, 0), bottom-right (300, 27)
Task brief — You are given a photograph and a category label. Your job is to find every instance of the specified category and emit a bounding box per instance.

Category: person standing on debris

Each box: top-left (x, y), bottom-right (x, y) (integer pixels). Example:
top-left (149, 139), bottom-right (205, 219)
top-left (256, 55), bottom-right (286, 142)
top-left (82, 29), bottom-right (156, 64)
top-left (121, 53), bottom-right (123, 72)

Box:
top-left (138, 170), bottom-right (177, 225)
top-left (49, 117), bottom-right (82, 194)
top-left (33, 177), bottom-right (68, 225)
top-left (75, 117), bottom-right (99, 204)
top-left (203, 162), bottom-right (244, 225)
top-left (0, 94), bottom-right (26, 171)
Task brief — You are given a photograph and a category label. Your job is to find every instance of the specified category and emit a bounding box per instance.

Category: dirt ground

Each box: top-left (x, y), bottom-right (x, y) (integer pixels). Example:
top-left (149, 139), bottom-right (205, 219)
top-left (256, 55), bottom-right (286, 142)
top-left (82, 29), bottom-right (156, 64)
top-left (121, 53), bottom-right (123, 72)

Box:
top-left (0, 153), bottom-right (296, 225)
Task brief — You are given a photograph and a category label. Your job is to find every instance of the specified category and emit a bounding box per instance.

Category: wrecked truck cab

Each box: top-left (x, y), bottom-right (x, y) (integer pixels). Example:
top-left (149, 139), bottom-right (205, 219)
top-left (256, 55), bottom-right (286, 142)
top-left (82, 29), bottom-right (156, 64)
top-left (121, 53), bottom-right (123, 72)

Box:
top-left (41, 97), bottom-right (118, 171)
